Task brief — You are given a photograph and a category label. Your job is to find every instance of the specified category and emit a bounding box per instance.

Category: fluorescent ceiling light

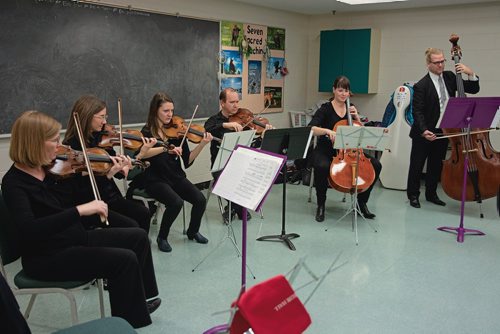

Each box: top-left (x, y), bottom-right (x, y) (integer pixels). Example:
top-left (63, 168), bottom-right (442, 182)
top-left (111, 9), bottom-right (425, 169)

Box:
top-left (337, 0), bottom-right (409, 4)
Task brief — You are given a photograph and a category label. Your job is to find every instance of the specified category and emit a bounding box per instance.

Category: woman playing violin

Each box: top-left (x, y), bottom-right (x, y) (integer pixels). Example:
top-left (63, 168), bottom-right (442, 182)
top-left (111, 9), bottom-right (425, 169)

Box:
top-left (309, 76), bottom-right (382, 222)
top-left (63, 95), bottom-right (155, 232)
top-left (128, 92), bottom-right (212, 253)
top-left (2, 111), bottom-right (160, 328)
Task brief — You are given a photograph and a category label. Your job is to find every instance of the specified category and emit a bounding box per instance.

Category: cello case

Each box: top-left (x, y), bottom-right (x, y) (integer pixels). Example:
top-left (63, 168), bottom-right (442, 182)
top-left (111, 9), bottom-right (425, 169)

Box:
top-left (379, 85), bottom-right (413, 190)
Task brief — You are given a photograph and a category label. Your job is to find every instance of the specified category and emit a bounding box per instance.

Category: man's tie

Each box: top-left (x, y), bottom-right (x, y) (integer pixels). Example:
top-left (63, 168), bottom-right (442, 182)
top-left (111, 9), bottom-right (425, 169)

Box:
top-left (438, 76), bottom-right (447, 107)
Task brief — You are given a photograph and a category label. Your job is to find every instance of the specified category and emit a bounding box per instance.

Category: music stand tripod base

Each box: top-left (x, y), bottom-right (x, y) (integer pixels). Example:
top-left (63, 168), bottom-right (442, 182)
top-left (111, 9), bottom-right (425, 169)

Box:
top-left (437, 226), bottom-right (485, 243)
top-left (257, 232), bottom-right (300, 251)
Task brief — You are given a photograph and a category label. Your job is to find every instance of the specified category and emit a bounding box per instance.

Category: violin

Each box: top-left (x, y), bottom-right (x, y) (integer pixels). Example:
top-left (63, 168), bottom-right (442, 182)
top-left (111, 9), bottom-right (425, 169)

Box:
top-left (328, 98), bottom-right (375, 193)
top-left (99, 124), bottom-right (172, 150)
top-left (163, 115), bottom-right (221, 143)
top-left (50, 145), bottom-right (149, 178)
top-left (229, 108), bottom-right (270, 135)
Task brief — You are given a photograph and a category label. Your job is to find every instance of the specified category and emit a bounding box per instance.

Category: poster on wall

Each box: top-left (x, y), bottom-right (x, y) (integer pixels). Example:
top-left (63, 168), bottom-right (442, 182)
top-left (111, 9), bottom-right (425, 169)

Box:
top-left (266, 57), bottom-right (285, 80)
top-left (243, 23), bottom-right (268, 57)
top-left (222, 50), bottom-right (242, 75)
top-left (222, 77), bottom-right (242, 99)
top-left (221, 21), bottom-right (243, 47)
top-left (247, 60), bottom-right (262, 94)
top-left (267, 27), bottom-right (285, 50)
top-left (264, 86), bottom-right (282, 109)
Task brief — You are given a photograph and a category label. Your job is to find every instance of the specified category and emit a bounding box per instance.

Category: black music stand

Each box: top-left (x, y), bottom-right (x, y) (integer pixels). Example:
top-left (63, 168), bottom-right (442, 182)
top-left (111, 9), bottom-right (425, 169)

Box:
top-left (437, 97), bottom-right (500, 243)
top-left (257, 127), bottom-right (313, 251)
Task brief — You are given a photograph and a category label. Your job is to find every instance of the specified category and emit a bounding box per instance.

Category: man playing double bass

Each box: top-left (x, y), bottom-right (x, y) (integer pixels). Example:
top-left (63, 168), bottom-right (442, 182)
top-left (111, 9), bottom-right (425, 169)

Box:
top-left (407, 47), bottom-right (479, 208)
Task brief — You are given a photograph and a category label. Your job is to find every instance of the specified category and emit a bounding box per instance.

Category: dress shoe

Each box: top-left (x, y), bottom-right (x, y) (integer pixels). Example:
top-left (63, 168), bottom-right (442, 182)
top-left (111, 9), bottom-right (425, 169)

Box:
top-left (147, 297), bottom-right (161, 314)
top-left (187, 232), bottom-right (209, 244)
top-left (426, 195), bottom-right (446, 206)
top-left (408, 196), bottom-right (421, 208)
top-left (237, 210), bottom-right (252, 221)
top-left (222, 206), bottom-right (236, 222)
top-left (315, 205), bottom-right (325, 222)
top-left (156, 237), bottom-right (172, 252)
top-left (358, 202), bottom-right (375, 219)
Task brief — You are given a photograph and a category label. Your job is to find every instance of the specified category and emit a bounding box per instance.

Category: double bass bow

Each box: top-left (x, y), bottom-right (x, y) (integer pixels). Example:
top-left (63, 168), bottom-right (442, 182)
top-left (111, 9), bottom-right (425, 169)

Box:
top-left (328, 98), bottom-right (375, 193)
top-left (440, 34), bottom-right (500, 207)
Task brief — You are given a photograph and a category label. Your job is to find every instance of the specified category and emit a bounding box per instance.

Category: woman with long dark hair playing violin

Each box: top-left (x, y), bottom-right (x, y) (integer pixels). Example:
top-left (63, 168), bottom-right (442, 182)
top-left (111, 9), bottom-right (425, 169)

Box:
top-left (309, 76), bottom-right (382, 222)
top-left (128, 92), bottom-right (212, 253)
top-left (2, 111), bottom-right (160, 328)
top-left (64, 95), bottom-right (155, 232)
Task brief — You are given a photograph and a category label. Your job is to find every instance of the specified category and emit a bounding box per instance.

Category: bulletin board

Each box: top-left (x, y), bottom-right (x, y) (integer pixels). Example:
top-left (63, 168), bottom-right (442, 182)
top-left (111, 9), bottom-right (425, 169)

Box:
top-left (220, 21), bottom-right (286, 115)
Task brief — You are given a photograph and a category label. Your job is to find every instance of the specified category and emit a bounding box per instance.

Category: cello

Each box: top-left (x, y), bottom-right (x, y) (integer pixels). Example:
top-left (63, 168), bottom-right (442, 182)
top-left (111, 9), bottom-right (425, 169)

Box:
top-left (328, 98), bottom-right (375, 193)
top-left (440, 34), bottom-right (500, 205)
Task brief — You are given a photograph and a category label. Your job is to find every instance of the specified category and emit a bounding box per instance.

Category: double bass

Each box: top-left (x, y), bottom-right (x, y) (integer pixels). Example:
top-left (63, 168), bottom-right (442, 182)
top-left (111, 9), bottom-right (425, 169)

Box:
top-left (328, 98), bottom-right (375, 193)
top-left (440, 34), bottom-right (500, 205)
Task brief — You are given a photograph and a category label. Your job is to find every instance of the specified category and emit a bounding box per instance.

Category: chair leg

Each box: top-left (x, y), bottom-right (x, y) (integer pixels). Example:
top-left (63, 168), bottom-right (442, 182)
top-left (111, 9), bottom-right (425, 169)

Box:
top-left (64, 291), bottom-right (79, 325)
top-left (97, 279), bottom-right (105, 318)
top-left (182, 203), bottom-right (186, 235)
top-left (24, 294), bottom-right (37, 319)
top-left (308, 167), bottom-right (315, 203)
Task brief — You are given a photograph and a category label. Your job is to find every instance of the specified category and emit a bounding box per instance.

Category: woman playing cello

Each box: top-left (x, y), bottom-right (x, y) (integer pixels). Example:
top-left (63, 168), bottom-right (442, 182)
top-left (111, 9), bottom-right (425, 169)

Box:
top-left (309, 76), bottom-right (382, 222)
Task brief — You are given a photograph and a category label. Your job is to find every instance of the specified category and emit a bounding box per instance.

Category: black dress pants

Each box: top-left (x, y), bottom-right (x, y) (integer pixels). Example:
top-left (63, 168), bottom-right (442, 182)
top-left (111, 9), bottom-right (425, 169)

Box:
top-left (406, 135), bottom-right (449, 198)
top-left (22, 228), bottom-right (158, 329)
top-left (108, 196), bottom-right (151, 233)
top-left (145, 177), bottom-right (206, 239)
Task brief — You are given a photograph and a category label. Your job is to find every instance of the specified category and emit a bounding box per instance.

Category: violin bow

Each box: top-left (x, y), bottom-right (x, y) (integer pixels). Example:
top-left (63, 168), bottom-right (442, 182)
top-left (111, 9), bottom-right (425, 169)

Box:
top-left (241, 105), bottom-right (269, 129)
top-left (179, 104), bottom-right (199, 148)
top-left (117, 98), bottom-right (124, 156)
top-left (435, 127), bottom-right (499, 140)
top-left (73, 112), bottom-right (109, 225)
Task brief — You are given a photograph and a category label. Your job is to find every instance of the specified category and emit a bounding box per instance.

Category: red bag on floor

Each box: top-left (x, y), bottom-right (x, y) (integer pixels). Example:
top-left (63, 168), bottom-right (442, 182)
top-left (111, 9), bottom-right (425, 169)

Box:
top-left (230, 275), bottom-right (311, 334)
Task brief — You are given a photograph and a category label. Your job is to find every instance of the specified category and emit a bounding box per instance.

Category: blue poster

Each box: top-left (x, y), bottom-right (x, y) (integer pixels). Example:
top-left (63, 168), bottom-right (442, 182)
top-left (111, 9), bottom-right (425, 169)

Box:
top-left (247, 60), bottom-right (262, 94)
top-left (222, 50), bottom-right (243, 75)
top-left (266, 57), bottom-right (284, 80)
top-left (221, 77), bottom-right (242, 99)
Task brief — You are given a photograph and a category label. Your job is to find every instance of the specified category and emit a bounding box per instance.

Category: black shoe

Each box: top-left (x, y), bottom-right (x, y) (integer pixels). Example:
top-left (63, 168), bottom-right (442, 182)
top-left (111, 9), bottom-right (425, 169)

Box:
top-left (359, 202), bottom-right (375, 219)
top-left (156, 237), bottom-right (172, 252)
top-left (409, 196), bottom-right (421, 208)
top-left (188, 232), bottom-right (209, 244)
top-left (223, 206), bottom-right (236, 222)
top-left (315, 205), bottom-right (325, 222)
top-left (237, 210), bottom-right (252, 221)
top-left (147, 297), bottom-right (161, 314)
top-left (426, 195), bottom-right (446, 206)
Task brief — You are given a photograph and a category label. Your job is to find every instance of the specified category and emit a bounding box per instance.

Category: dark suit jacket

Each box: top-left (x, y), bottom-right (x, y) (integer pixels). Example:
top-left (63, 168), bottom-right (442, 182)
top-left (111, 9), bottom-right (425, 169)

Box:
top-left (410, 70), bottom-right (480, 139)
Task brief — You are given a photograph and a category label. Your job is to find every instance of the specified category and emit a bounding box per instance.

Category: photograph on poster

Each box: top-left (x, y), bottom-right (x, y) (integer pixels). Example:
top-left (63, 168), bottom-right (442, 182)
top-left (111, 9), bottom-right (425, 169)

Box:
top-left (221, 77), bottom-right (242, 99)
top-left (264, 86), bottom-right (282, 108)
top-left (266, 57), bottom-right (284, 80)
top-left (267, 27), bottom-right (285, 50)
top-left (221, 21), bottom-right (243, 47)
top-left (223, 50), bottom-right (243, 75)
top-left (247, 60), bottom-right (262, 94)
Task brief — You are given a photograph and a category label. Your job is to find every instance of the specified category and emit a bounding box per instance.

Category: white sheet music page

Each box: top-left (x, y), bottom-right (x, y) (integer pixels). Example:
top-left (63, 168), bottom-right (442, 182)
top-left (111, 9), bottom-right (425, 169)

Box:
top-left (212, 146), bottom-right (285, 211)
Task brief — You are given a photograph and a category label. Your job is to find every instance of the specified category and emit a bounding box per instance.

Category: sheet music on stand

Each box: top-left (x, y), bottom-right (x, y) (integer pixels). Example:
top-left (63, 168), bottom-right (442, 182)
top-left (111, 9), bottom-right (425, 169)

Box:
top-left (333, 126), bottom-right (389, 151)
top-left (211, 130), bottom-right (256, 173)
top-left (212, 145), bottom-right (286, 212)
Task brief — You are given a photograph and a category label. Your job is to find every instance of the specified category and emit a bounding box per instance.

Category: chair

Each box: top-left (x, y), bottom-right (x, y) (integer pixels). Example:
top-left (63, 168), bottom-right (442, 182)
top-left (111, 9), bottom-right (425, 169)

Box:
top-left (125, 164), bottom-right (186, 233)
top-left (53, 316), bottom-right (137, 334)
top-left (0, 191), bottom-right (105, 326)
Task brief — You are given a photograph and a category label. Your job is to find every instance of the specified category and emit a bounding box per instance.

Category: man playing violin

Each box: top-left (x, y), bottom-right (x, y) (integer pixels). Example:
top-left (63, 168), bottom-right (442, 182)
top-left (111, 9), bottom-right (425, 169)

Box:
top-left (407, 48), bottom-right (479, 208)
top-left (309, 76), bottom-right (381, 222)
top-left (63, 95), bottom-right (155, 232)
top-left (204, 88), bottom-right (273, 222)
top-left (128, 92), bottom-right (212, 253)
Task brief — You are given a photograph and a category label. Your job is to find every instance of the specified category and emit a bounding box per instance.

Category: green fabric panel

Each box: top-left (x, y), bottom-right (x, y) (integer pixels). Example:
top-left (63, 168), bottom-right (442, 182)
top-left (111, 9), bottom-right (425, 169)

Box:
top-left (319, 30), bottom-right (344, 92)
top-left (14, 270), bottom-right (91, 290)
top-left (343, 29), bottom-right (371, 93)
top-left (53, 317), bottom-right (137, 334)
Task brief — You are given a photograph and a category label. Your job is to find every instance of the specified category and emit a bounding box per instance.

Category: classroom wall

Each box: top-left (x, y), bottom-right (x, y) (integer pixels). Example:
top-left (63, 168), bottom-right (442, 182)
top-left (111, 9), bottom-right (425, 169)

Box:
top-left (305, 2), bottom-right (500, 150)
top-left (1, 0), bottom-right (499, 183)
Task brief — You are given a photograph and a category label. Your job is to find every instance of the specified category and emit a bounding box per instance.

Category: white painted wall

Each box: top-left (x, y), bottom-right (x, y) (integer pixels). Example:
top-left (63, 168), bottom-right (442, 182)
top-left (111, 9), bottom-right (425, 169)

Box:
top-left (1, 0), bottom-right (499, 184)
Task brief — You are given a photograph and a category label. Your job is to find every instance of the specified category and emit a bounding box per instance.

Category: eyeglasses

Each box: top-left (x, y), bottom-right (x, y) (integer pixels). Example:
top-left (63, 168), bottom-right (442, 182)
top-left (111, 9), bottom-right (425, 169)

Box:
top-left (430, 59), bottom-right (446, 65)
top-left (94, 114), bottom-right (108, 120)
